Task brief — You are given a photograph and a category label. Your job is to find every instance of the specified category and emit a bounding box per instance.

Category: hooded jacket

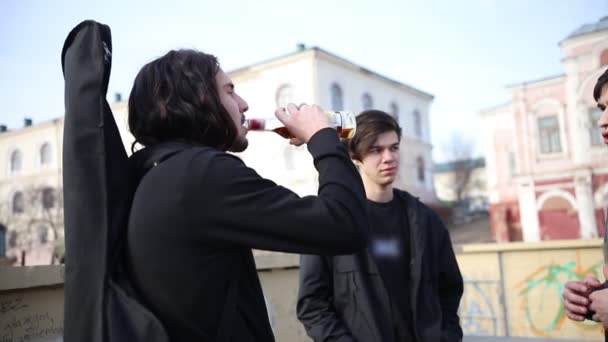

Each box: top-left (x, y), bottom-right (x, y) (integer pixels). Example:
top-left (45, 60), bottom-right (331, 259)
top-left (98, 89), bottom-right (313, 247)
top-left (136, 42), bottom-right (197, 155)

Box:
top-left (126, 129), bottom-right (368, 341)
top-left (297, 190), bottom-right (463, 342)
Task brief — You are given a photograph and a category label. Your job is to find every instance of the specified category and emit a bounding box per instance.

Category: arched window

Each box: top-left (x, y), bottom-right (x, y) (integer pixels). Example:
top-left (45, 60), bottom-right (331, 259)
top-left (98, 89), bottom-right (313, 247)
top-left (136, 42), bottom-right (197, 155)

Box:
top-left (42, 187), bottom-right (55, 209)
top-left (362, 93), bottom-right (373, 110)
top-left (413, 110), bottom-right (422, 137)
top-left (10, 150), bottom-right (22, 173)
top-left (331, 83), bottom-right (343, 110)
top-left (389, 102), bottom-right (399, 120)
top-left (601, 49), bottom-right (608, 66)
top-left (416, 156), bottom-right (425, 182)
top-left (275, 84), bottom-right (294, 108)
top-left (40, 142), bottom-right (52, 165)
top-left (12, 192), bottom-right (24, 214)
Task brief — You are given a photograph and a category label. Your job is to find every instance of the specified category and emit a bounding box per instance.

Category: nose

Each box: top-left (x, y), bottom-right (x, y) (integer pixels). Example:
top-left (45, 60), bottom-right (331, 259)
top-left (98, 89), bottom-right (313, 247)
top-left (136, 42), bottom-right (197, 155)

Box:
top-left (238, 94), bottom-right (249, 114)
top-left (382, 149), bottom-right (395, 163)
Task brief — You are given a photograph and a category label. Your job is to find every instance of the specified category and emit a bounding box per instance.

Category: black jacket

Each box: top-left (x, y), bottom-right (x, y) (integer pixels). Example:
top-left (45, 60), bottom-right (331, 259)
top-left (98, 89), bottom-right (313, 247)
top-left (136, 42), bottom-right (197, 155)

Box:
top-left (297, 190), bottom-right (463, 342)
top-left (126, 129), bottom-right (368, 342)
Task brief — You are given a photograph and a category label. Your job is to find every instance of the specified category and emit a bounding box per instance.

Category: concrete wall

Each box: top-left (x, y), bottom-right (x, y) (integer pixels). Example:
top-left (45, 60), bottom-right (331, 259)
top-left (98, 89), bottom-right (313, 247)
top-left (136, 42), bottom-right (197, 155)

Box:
top-left (457, 240), bottom-right (604, 341)
top-left (1, 241), bottom-right (606, 341)
top-left (0, 266), bottom-right (64, 342)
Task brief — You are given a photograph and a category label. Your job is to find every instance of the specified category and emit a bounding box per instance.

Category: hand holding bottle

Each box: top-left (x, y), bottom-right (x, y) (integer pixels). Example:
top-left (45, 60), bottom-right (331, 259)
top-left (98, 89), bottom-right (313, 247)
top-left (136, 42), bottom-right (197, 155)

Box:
top-left (275, 103), bottom-right (331, 146)
top-left (245, 104), bottom-right (356, 146)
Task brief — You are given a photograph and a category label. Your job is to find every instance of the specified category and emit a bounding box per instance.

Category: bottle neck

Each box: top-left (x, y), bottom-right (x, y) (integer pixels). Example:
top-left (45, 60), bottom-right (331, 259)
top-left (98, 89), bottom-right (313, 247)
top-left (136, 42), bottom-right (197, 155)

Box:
top-left (245, 118), bottom-right (277, 131)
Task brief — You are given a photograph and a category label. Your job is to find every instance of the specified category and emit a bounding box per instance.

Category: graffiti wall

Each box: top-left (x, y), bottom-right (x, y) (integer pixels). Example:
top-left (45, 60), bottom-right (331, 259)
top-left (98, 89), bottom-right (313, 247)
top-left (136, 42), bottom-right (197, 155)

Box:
top-left (457, 240), bottom-right (605, 340)
top-left (456, 252), bottom-right (503, 336)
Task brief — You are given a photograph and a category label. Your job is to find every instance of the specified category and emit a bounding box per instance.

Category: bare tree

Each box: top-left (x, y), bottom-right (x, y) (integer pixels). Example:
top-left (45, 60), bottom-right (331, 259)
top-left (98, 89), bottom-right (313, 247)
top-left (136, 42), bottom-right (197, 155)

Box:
top-left (0, 185), bottom-right (64, 265)
top-left (441, 133), bottom-right (478, 204)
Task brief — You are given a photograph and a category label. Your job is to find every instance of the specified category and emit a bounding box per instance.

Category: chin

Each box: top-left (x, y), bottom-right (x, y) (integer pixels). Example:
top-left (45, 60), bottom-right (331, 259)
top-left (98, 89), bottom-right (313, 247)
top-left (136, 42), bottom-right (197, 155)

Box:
top-left (229, 137), bottom-right (249, 152)
top-left (382, 177), bottom-right (397, 186)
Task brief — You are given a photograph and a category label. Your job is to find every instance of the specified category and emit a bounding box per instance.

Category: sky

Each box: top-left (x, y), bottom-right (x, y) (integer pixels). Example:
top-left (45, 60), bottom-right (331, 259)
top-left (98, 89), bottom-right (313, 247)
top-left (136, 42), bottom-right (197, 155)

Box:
top-left (1, 0), bottom-right (607, 162)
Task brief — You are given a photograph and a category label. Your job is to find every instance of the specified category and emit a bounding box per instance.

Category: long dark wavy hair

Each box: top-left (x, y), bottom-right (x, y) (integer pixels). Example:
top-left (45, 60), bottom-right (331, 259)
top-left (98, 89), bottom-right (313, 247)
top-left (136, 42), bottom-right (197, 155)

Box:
top-left (128, 49), bottom-right (236, 152)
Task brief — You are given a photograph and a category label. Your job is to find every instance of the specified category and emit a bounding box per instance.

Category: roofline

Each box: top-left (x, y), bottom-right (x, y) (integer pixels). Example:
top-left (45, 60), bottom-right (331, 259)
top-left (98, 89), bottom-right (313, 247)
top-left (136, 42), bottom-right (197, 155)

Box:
top-left (479, 101), bottom-right (511, 116)
top-left (227, 46), bottom-right (434, 100)
top-left (311, 47), bottom-right (434, 100)
top-left (227, 48), bottom-right (309, 76)
top-left (506, 73), bottom-right (565, 90)
top-left (557, 29), bottom-right (608, 47)
top-left (559, 22), bottom-right (608, 46)
top-left (0, 117), bottom-right (64, 138)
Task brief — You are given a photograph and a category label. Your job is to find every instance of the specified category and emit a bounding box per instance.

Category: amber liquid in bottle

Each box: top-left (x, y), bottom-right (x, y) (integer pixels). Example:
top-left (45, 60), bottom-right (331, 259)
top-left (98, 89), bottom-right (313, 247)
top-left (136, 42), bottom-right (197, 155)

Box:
top-left (271, 126), bottom-right (352, 139)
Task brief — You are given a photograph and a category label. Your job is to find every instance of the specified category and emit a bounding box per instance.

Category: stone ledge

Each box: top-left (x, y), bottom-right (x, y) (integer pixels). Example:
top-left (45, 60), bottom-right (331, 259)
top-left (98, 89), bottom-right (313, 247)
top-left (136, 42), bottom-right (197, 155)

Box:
top-left (455, 238), bottom-right (603, 254)
top-left (0, 266), bottom-right (64, 291)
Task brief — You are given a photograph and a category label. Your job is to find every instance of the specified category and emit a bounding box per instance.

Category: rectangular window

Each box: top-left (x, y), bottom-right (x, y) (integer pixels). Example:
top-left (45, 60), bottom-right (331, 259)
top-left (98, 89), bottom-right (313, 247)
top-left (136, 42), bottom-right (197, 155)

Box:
top-left (538, 116), bottom-right (562, 154)
top-left (590, 109), bottom-right (603, 146)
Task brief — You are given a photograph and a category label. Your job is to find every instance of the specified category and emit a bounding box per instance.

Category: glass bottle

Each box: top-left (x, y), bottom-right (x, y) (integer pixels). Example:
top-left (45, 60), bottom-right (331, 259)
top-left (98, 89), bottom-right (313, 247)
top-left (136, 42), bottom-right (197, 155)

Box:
top-left (244, 111), bottom-right (356, 139)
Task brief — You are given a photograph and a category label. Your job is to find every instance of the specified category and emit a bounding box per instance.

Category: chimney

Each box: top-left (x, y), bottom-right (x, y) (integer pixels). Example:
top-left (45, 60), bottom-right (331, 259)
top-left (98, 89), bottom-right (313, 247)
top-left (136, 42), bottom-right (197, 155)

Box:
top-left (296, 43), bottom-right (306, 51)
top-left (114, 92), bottom-right (123, 102)
top-left (24, 118), bottom-right (33, 127)
top-left (0, 125), bottom-right (7, 133)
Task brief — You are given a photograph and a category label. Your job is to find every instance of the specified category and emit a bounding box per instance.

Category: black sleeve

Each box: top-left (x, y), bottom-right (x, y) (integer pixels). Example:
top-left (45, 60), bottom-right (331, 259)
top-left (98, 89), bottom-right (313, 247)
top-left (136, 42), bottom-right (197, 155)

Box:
top-left (431, 214), bottom-right (464, 342)
top-left (297, 255), bottom-right (356, 342)
top-left (188, 128), bottom-right (368, 255)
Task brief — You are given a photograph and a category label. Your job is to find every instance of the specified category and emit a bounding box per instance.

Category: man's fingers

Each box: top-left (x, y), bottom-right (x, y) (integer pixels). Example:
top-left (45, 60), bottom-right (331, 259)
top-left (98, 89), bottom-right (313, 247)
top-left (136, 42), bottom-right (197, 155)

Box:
top-left (565, 281), bottom-right (588, 294)
top-left (564, 300), bottom-right (588, 314)
top-left (566, 311), bottom-right (585, 321)
top-left (563, 290), bottom-right (589, 306)
top-left (275, 106), bottom-right (289, 123)
top-left (584, 276), bottom-right (601, 287)
top-left (286, 103), bottom-right (300, 115)
top-left (289, 137), bottom-right (305, 146)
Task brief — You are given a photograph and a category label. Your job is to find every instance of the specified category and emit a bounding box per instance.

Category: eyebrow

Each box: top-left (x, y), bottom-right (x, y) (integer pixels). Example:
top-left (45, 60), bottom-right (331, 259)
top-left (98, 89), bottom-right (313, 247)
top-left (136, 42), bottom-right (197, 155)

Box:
top-left (370, 142), bottom-right (400, 149)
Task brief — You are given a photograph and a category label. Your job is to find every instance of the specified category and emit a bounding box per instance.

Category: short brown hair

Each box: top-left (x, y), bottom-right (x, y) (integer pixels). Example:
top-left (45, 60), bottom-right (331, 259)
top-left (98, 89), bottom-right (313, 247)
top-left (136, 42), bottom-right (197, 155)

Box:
top-left (349, 110), bottom-right (402, 160)
top-left (128, 49), bottom-right (236, 152)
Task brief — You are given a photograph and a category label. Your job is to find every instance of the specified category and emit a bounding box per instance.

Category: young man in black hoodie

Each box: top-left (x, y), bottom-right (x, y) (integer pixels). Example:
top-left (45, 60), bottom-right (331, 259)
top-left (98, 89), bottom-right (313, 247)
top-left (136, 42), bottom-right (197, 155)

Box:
top-left (125, 49), bottom-right (368, 341)
top-left (297, 110), bottom-right (464, 342)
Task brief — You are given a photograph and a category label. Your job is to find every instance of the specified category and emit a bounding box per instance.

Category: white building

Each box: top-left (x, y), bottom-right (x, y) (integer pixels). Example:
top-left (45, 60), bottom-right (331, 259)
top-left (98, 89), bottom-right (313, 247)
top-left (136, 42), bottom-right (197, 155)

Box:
top-left (0, 119), bottom-right (64, 265)
top-left (0, 46), bottom-right (437, 265)
top-left (230, 46), bottom-right (438, 203)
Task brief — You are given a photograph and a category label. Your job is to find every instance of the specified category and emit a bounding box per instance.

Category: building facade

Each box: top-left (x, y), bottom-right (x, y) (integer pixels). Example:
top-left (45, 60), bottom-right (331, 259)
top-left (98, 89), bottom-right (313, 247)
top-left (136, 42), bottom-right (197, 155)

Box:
top-left (481, 16), bottom-right (608, 242)
top-left (230, 46), bottom-right (438, 203)
top-left (0, 118), bottom-right (64, 265)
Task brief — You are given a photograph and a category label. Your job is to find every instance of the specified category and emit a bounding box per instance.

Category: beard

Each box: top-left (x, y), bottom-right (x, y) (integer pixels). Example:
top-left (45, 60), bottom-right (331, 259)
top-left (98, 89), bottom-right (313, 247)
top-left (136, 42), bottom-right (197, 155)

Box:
top-left (229, 135), bottom-right (249, 152)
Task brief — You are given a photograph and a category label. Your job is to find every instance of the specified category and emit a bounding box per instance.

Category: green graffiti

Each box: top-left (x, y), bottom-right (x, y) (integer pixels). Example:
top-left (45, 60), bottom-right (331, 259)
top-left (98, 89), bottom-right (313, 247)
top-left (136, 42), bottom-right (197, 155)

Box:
top-left (516, 259), bottom-right (603, 337)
